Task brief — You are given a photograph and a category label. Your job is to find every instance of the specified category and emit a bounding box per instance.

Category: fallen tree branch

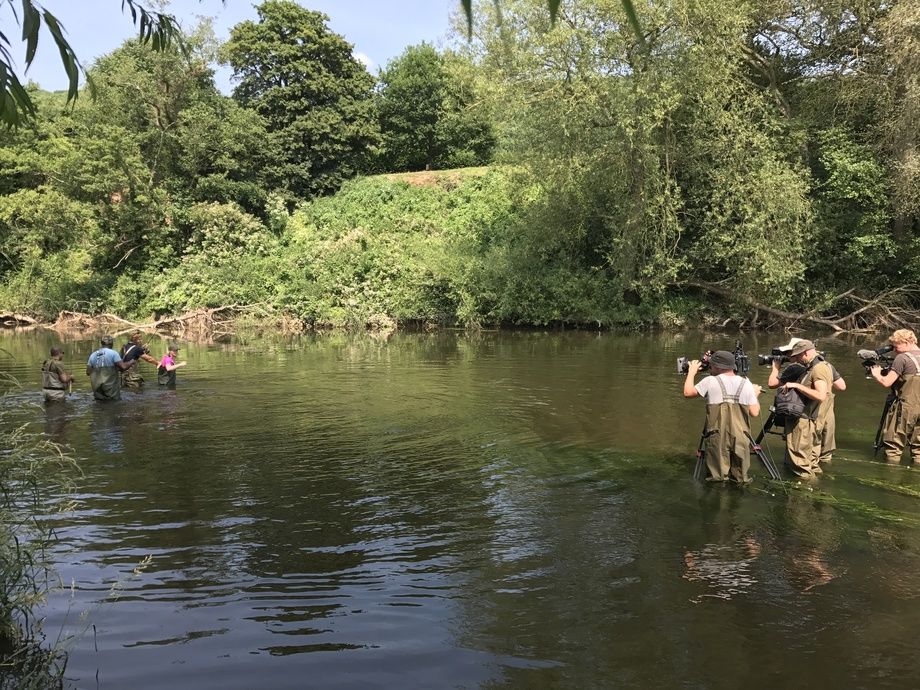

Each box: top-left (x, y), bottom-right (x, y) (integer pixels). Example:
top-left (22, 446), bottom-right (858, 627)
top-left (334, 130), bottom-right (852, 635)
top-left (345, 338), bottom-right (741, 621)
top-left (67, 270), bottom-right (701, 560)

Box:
top-left (679, 281), bottom-right (920, 333)
top-left (681, 281), bottom-right (846, 331)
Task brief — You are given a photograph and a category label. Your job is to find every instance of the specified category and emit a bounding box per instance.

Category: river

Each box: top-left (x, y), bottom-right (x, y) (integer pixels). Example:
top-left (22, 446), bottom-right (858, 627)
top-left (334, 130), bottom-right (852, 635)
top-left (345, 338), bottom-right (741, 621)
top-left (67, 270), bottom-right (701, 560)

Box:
top-left (2, 328), bottom-right (919, 689)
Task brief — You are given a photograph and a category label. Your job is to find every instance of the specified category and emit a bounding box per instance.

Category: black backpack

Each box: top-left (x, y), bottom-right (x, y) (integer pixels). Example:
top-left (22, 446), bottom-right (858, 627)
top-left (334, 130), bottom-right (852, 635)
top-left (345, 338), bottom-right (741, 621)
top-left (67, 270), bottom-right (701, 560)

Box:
top-left (772, 386), bottom-right (809, 421)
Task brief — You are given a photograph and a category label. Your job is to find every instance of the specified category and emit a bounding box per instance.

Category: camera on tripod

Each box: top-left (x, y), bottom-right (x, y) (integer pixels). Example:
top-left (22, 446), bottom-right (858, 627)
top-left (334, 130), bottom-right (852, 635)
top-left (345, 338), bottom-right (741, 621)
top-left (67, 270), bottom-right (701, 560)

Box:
top-left (677, 341), bottom-right (750, 376)
top-left (857, 345), bottom-right (894, 378)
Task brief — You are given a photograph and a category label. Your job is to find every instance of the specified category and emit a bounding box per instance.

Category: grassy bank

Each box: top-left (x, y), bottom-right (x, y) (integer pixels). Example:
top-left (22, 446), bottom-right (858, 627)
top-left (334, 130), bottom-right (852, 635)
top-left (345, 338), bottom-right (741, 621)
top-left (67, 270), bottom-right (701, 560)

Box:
top-left (1, 165), bottom-right (837, 332)
top-left (4, 166), bottom-right (683, 329)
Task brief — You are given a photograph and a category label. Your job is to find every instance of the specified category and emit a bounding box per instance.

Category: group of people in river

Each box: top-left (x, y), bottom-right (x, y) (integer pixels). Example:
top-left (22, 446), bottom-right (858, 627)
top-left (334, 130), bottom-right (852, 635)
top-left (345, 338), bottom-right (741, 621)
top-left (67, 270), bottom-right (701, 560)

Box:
top-left (683, 329), bottom-right (920, 482)
top-left (41, 331), bottom-right (187, 402)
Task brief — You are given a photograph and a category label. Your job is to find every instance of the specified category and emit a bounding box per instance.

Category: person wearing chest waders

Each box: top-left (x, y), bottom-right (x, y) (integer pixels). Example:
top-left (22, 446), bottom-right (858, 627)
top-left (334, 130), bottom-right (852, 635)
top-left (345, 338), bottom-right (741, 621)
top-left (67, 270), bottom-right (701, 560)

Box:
top-left (769, 339), bottom-right (832, 479)
top-left (772, 337), bottom-right (846, 465)
top-left (85, 335), bottom-right (133, 401)
top-left (157, 343), bottom-right (187, 386)
top-left (683, 350), bottom-right (762, 484)
top-left (41, 347), bottom-right (74, 402)
top-left (120, 330), bottom-right (158, 388)
top-left (870, 329), bottom-right (920, 466)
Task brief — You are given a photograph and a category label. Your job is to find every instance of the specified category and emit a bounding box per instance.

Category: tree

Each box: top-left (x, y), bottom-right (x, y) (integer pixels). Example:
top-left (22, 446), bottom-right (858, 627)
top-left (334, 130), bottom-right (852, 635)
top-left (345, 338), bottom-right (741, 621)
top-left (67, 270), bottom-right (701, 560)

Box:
top-left (223, 0), bottom-right (378, 199)
top-left (2, 1), bottom-right (643, 129)
top-left (0, 0), bottom-right (190, 127)
top-left (374, 44), bottom-right (494, 172)
top-left (470, 0), bottom-right (812, 307)
top-left (83, 26), bottom-right (274, 213)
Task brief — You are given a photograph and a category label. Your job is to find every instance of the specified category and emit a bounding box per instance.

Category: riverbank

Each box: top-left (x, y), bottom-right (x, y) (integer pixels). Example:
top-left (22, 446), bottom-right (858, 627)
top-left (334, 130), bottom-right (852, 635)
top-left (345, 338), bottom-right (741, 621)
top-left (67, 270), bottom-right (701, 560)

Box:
top-left (2, 167), bottom-right (916, 334)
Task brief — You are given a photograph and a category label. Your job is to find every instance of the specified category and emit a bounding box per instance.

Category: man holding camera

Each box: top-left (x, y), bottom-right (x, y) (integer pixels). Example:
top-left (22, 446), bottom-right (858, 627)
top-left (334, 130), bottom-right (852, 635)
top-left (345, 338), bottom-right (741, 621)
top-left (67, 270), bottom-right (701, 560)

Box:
top-left (683, 350), bottom-right (762, 483)
top-left (767, 339), bottom-right (831, 478)
top-left (771, 338), bottom-right (846, 465)
top-left (869, 328), bottom-right (920, 465)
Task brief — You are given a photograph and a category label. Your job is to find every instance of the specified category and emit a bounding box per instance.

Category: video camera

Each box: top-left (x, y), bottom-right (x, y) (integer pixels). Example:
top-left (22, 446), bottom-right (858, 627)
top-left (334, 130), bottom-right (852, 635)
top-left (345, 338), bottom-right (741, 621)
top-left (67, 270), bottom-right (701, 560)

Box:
top-left (677, 340), bottom-right (750, 376)
top-left (757, 348), bottom-right (789, 367)
top-left (757, 340), bottom-right (825, 367)
top-left (857, 344), bottom-right (894, 378)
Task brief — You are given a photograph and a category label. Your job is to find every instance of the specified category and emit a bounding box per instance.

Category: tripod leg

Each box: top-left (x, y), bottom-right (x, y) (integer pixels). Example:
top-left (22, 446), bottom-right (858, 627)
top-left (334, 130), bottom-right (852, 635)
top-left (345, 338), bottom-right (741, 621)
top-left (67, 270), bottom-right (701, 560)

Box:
top-left (874, 397), bottom-right (894, 459)
top-left (693, 452), bottom-right (705, 481)
top-left (755, 412), bottom-right (775, 446)
top-left (746, 431), bottom-right (782, 481)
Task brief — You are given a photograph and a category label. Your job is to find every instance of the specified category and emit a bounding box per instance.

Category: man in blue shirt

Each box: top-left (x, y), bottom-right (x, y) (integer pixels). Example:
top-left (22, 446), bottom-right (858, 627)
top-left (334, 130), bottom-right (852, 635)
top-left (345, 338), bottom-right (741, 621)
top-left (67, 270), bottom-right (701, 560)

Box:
top-left (85, 335), bottom-right (133, 401)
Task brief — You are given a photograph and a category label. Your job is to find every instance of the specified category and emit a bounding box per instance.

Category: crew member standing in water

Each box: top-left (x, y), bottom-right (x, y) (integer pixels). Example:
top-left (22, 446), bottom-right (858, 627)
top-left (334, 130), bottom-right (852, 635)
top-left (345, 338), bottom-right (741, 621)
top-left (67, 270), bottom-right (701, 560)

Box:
top-left (41, 347), bottom-right (74, 402)
top-left (683, 350), bottom-right (762, 484)
top-left (157, 343), bottom-right (187, 386)
top-left (86, 335), bottom-right (134, 401)
top-left (120, 330), bottom-right (159, 388)
top-left (870, 329), bottom-right (920, 465)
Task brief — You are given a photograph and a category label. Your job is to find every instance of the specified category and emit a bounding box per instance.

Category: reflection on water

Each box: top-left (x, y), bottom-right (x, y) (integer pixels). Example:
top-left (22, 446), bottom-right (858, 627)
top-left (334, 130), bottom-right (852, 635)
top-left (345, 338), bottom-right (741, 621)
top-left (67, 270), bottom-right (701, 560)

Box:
top-left (1, 329), bottom-right (920, 688)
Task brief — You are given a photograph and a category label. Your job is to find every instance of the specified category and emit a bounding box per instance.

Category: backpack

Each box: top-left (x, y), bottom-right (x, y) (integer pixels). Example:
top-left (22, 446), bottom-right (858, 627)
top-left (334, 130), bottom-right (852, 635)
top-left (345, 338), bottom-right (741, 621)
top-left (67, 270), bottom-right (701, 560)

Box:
top-left (772, 386), bottom-right (809, 422)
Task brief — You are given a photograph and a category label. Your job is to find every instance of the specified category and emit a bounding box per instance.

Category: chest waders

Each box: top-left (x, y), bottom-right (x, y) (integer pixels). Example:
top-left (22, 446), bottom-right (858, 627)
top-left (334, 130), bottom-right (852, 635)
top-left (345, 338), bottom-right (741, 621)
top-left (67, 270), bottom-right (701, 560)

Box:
top-left (882, 352), bottom-right (920, 464)
top-left (782, 361), bottom-right (829, 478)
top-left (700, 377), bottom-right (752, 483)
top-left (120, 344), bottom-right (145, 388)
top-left (90, 365), bottom-right (121, 401)
top-left (41, 360), bottom-right (67, 402)
top-left (816, 373), bottom-right (837, 464)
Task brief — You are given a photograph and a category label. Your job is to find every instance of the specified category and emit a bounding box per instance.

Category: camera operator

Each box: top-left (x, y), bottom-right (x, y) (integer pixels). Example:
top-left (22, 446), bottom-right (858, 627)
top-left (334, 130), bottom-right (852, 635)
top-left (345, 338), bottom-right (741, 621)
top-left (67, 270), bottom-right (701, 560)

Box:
top-left (766, 339), bottom-right (831, 478)
top-left (683, 350), bottom-right (762, 484)
top-left (771, 338), bottom-right (846, 465)
top-left (869, 329), bottom-right (920, 465)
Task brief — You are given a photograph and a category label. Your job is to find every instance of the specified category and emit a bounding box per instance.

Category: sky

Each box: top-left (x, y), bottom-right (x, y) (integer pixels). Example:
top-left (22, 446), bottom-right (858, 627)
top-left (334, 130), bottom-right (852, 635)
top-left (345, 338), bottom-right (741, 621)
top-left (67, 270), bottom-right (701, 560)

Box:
top-left (3, 0), bottom-right (461, 93)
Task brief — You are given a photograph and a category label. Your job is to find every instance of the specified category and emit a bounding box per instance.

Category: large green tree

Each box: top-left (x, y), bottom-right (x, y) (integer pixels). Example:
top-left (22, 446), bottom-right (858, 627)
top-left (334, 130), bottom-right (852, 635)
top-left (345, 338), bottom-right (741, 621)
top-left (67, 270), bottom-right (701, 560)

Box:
top-left (223, 0), bottom-right (378, 199)
top-left (374, 43), bottom-right (495, 172)
top-left (470, 0), bottom-right (811, 309)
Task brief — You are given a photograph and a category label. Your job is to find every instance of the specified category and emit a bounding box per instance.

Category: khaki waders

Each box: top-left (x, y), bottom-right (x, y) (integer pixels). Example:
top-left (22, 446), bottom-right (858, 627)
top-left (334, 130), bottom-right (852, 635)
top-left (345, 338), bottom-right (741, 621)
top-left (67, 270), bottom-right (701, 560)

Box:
top-left (41, 360), bottom-right (68, 402)
top-left (122, 369), bottom-right (145, 388)
top-left (783, 361), bottom-right (831, 478)
top-left (703, 377), bottom-right (752, 483)
top-left (882, 353), bottom-right (920, 465)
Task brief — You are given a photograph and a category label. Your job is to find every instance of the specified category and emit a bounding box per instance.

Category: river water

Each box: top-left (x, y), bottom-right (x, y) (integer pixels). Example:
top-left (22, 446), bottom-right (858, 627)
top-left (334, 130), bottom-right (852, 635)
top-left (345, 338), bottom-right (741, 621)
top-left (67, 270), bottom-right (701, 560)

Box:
top-left (2, 328), bottom-right (920, 689)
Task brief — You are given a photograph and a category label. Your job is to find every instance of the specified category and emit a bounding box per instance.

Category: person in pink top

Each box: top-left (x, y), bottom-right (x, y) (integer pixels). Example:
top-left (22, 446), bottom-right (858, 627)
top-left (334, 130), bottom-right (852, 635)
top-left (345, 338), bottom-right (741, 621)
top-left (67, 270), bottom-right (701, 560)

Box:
top-left (157, 343), bottom-right (187, 386)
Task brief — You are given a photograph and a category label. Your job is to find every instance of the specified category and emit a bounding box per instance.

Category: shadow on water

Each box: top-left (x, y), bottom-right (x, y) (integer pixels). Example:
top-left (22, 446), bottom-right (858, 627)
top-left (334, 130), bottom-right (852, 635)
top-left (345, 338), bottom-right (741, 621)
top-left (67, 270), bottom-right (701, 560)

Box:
top-left (1, 329), bottom-right (920, 688)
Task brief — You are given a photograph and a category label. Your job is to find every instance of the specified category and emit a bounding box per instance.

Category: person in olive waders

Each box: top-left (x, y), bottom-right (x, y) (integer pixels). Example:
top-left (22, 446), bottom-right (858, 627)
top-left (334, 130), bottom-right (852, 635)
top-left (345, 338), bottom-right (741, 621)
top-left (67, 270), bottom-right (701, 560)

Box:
top-left (870, 329), bottom-right (920, 465)
top-left (683, 350), bottom-right (762, 483)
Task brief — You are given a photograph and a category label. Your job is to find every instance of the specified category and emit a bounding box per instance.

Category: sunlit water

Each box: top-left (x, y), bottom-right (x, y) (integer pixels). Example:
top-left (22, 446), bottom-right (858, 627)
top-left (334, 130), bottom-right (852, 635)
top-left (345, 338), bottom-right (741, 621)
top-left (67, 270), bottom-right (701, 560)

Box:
top-left (3, 329), bottom-right (920, 689)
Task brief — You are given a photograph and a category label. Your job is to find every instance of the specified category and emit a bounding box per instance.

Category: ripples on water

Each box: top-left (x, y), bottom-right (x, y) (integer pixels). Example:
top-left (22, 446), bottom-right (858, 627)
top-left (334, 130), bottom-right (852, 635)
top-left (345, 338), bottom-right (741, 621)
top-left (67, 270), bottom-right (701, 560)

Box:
top-left (2, 330), bottom-right (920, 688)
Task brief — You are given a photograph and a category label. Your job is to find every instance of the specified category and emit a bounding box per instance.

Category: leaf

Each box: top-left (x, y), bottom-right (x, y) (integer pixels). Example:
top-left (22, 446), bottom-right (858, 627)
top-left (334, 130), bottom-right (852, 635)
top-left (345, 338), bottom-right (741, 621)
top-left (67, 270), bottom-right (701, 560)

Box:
top-left (620, 0), bottom-right (647, 53)
top-left (0, 60), bottom-right (36, 127)
top-left (21, 0), bottom-right (42, 68)
top-left (461, 0), bottom-right (473, 37)
top-left (42, 9), bottom-right (82, 102)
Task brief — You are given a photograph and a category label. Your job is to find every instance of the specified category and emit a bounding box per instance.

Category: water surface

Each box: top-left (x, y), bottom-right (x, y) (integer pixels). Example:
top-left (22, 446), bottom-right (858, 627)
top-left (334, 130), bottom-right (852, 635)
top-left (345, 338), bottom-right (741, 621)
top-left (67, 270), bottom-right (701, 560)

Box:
top-left (2, 329), bottom-right (919, 688)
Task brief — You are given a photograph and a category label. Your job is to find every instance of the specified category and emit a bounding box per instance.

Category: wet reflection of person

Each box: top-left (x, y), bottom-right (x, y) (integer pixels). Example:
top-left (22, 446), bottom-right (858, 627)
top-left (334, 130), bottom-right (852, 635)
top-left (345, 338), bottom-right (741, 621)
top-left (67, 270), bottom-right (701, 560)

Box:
top-left (43, 400), bottom-right (70, 444)
top-left (89, 402), bottom-right (126, 455)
